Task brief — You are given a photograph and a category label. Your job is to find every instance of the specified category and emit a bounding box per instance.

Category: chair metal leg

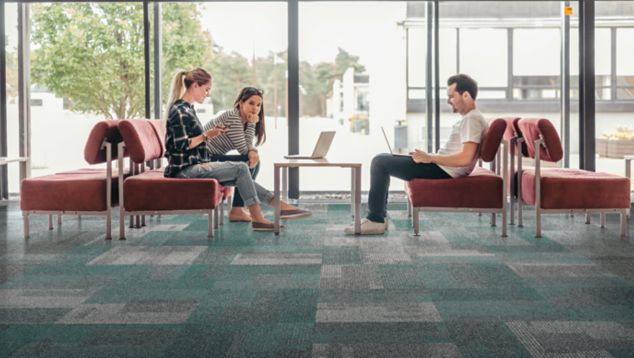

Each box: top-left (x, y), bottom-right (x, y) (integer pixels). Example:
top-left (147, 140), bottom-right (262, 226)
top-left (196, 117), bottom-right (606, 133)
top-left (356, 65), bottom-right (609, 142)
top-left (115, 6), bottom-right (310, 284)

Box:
top-left (48, 215), bottom-right (53, 230)
top-left (58, 215), bottom-right (62, 228)
top-left (413, 208), bottom-right (420, 236)
top-left (106, 211), bottom-right (112, 240)
top-left (23, 212), bottom-right (30, 240)
top-left (600, 213), bottom-right (606, 228)
top-left (620, 210), bottom-right (628, 238)
top-left (585, 213), bottom-right (591, 224)
top-left (510, 195), bottom-right (515, 226)
top-left (120, 211), bottom-right (126, 240)
top-left (502, 209), bottom-right (507, 238)
top-left (491, 213), bottom-right (496, 227)
top-left (220, 200), bottom-right (225, 226)
top-left (214, 208), bottom-right (219, 229)
top-left (208, 210), bottom-right (214, 239)
top-left (535, 207), bottom-right (542, 238)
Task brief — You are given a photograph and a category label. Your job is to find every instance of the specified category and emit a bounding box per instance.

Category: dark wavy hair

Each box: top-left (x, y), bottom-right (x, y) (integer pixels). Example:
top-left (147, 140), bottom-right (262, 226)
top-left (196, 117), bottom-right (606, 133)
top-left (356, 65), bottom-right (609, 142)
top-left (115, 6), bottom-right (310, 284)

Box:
top-left (447, 74), bottom-right (478, 100)
top-left (234, 87), bottom-right (266, 146)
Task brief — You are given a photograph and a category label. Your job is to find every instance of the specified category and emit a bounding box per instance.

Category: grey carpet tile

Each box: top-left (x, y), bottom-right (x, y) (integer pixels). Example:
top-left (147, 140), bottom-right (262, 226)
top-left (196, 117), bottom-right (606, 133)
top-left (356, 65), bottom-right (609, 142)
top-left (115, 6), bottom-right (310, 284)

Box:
top-left (1, 200), bottom-right (633, 357)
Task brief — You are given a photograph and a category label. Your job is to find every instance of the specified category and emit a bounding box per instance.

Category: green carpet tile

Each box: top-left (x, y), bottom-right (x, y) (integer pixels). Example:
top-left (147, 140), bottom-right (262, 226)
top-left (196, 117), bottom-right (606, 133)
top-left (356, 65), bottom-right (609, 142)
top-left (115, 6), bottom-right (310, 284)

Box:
top-left (1, 200), bottom-right (634, 357)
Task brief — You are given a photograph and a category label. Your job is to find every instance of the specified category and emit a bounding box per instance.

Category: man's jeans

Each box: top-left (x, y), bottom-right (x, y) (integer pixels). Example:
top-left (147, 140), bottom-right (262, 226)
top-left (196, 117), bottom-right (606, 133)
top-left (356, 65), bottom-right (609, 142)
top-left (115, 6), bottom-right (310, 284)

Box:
top-left (367, 153), bottom-right (451, 223)
top-left (176, 161), bottom-right (273, 207)
top-left (210, 154), bottom-right (260, 208)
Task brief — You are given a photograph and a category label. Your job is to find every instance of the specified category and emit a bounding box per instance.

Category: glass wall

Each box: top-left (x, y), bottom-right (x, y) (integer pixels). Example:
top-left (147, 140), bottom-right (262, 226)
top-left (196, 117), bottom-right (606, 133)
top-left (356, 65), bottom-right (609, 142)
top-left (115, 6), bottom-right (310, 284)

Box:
top-left (5, 3), bottom-right (20, 193)
top-left (27, 3), bottom-right (145, 180)
top-left (434, 2), bottom-right (569, 159)
top-left (3, 1), bottom-right (631, 194)
top-left (160, 2), bottom-right (287, 189)
top-left (299, 2), bottom-right (408, 191)
top-left (595, 1), bottom-right (634, 176)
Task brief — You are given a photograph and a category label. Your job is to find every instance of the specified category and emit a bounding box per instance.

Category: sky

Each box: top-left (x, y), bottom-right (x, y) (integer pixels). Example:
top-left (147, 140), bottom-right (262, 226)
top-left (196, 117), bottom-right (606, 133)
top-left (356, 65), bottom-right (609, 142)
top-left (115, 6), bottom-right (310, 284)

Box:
top-left (201, 2), bottom-right (407, 66)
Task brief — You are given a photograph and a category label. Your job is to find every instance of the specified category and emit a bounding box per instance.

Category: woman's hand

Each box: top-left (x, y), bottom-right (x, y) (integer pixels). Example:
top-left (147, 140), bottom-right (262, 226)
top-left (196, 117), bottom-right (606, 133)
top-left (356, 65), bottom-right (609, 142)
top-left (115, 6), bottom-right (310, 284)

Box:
top-left (204, 124), bottom-right (226, 139)
top-left (246, 113), bottom-right (259, 124)
top-left (410, 149), bottom-right (434, 164)
top-left (247, 150), bottom-right (259, 168)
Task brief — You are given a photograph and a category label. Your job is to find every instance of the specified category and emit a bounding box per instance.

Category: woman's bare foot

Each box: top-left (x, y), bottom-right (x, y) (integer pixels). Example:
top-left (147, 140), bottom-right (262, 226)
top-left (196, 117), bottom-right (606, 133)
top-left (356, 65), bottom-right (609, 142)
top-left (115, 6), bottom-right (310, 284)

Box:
top-left (229, 207), bottom-right (251, 222)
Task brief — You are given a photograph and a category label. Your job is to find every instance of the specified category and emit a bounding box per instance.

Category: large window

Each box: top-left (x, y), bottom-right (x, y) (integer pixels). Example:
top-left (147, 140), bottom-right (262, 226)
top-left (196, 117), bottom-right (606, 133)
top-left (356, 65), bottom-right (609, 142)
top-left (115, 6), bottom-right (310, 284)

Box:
top-left (5, 3), bottom-right (20, 193)
top-left (28, 3), bottom-right (145, 180)
top-left (3, 1), bottom-right (633, 195)
top-left (595, 1), bottom-right (634, 176)
top-left (299, 2), bottom-right (408, 191)
top-left (159, 2), bottom-right (287, 189)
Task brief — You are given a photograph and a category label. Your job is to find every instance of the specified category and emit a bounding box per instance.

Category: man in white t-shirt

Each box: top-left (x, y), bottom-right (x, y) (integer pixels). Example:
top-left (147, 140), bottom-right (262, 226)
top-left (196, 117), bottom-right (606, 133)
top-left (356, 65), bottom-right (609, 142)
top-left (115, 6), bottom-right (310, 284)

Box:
top-left (345, 74), bottom-right (488, 235)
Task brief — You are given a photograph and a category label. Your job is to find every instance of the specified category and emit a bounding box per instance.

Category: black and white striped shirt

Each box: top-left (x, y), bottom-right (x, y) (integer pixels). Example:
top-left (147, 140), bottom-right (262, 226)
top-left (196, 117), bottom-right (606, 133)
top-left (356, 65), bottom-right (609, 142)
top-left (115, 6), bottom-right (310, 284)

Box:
top-left (202, 108), bottom-right (256, 155)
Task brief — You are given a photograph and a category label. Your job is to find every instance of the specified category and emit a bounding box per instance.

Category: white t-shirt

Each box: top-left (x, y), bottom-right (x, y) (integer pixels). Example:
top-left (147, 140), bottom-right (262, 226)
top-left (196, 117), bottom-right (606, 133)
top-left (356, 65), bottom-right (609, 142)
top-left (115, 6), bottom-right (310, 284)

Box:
top-left (436, 109), bottom-right (488, 178)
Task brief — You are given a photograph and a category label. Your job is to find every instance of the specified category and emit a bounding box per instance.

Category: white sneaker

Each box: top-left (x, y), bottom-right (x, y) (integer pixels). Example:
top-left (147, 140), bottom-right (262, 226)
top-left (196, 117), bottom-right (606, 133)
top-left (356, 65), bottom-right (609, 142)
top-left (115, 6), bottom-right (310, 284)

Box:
top-left (344, 219), bottom-right (386, 235)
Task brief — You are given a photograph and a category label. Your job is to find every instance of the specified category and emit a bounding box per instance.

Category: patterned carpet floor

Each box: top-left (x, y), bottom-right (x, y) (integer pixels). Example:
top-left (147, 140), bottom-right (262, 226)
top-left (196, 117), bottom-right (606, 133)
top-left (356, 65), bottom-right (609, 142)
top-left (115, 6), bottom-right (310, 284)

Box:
top-left (1, 200), bottom-right (633, 357)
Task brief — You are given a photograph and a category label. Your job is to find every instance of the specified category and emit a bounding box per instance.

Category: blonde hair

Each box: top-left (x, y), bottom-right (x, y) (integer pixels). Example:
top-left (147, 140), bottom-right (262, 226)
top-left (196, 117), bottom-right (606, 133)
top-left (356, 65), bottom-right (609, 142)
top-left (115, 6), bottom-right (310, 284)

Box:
top-left (164, 68), bottom-right (212, 119)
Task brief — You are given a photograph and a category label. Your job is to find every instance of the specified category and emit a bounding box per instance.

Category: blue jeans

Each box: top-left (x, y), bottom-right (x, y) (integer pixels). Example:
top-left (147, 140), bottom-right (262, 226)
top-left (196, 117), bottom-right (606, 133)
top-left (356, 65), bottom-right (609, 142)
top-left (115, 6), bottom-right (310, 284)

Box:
top-left (175, 161), bottom-right (273, 207)
top-left (210, 154), bottom-right (260, 207)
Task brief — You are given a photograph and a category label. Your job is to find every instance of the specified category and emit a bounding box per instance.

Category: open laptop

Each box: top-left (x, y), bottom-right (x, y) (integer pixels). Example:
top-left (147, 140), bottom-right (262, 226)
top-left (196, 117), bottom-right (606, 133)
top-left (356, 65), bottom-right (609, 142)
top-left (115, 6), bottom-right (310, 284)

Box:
top-left (381, 126), bottom-right (411, 157)
top-left (284, 131), bottom-right (336, 159)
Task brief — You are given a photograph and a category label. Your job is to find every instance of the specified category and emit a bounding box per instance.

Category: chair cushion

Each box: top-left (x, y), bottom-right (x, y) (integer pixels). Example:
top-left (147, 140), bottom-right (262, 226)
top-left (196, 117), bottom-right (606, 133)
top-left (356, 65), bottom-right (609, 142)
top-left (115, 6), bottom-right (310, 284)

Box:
top-left (480, 118), bottom-right (507, 162)
top-left (406, 167), bottom-right (503, 209)
top-left (521, 168), bottom-right (630, 209)
top-left (56, 167), bottom-right (131, 177)
top-left (517, 118), bottom-right (563, 162)
top-left (21, 172), bottom-right (119, 212)
top-left (118, 119), bottom-right (165, 163)
top-left (123, 170), bottom-right (223, 211)
top-left (84, 120), bottom-right (126, 164)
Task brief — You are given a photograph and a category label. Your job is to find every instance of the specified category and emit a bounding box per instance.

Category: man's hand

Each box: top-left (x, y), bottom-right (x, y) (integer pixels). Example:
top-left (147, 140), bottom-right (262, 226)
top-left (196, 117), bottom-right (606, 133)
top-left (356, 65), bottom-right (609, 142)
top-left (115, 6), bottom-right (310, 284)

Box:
top-left (247, 150), bottom-right (259, 168)
top-left (410, 149), bottom-right (434, 164)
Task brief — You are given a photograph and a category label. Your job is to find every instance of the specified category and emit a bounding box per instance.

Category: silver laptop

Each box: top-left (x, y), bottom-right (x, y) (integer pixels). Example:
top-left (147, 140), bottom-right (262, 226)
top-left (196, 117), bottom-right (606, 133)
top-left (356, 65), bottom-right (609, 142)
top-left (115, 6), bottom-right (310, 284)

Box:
top-left (380, 126), bottom-right (410, 157)
top-left (284, 131), bottom-right (336, 159)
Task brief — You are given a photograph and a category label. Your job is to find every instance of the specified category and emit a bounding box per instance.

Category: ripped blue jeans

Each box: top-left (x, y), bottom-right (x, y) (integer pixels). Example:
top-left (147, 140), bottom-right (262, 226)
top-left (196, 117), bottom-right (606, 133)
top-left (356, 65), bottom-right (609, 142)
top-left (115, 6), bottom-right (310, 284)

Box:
top-left (176, 161), bottom-right (273, 207)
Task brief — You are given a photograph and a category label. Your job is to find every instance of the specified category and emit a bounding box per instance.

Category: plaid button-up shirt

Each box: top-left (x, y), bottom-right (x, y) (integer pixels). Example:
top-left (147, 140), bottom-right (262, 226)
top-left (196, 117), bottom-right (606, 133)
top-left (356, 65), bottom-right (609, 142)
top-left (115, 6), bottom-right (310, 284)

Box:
top-left (164, 99), bottom-right (210, 177)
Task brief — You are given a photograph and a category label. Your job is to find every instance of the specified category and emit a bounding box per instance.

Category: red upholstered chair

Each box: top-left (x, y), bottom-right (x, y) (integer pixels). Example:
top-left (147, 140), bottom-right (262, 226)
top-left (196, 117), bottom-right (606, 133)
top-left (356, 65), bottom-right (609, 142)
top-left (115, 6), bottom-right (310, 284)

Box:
top-left (117, 119), bottom-right (226, 239)
top-left (21, 120), bottom-right (126, 240)
top-left (405, 118), bottom-right (509, 237)
top-left (516, 118), bottom-right (630, 238)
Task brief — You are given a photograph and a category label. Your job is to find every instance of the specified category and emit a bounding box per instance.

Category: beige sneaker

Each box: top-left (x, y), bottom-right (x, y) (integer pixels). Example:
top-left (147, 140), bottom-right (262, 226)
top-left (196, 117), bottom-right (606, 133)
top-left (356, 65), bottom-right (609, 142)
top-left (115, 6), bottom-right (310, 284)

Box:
top-left (344, 219), bottom-right (386, 235)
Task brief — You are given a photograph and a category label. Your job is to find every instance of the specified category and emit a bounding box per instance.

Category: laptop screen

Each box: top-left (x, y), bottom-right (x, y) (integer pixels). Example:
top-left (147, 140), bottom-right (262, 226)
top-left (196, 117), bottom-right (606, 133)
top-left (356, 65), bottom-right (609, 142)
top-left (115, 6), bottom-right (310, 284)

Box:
top-left (380, 126), bottom-right (394, 154)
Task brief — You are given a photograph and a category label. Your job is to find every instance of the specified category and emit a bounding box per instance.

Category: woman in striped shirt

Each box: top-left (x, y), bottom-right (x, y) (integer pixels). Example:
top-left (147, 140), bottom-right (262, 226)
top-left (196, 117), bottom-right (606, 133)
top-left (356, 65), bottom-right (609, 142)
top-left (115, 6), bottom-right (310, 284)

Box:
top-left (203, 87), bottom-right (310, 222)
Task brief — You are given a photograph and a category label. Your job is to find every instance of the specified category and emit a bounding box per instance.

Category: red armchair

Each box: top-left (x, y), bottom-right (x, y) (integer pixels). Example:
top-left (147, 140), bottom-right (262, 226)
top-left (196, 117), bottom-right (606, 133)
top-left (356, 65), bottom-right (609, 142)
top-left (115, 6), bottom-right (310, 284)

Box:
top-left (405, 118), bottom-right (509, 237)
top-left (21, 120), bottom-right (126, 240)
top-left (116, 119), bottom-right (226, 239)
top-left (516, 118), bottom-right (630, 238)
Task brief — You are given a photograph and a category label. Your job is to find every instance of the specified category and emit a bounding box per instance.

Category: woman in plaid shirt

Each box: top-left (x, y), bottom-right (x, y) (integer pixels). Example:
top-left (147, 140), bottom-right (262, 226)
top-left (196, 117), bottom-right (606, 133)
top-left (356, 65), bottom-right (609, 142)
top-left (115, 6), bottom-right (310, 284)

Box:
top-left (163, 68), bottom-right (275, 231)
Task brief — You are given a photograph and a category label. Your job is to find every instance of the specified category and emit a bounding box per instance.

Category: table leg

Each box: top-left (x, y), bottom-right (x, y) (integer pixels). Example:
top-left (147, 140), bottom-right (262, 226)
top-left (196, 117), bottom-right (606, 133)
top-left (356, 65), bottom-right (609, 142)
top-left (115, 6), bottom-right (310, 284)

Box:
top-left (354, 167), bottom-right (361, 234)
top-left (282, 166), bottom-right (288, 201)
top-left (350, 168), bottom-right (355, 220)
top-left (274, 165), bottom-right (281, 235)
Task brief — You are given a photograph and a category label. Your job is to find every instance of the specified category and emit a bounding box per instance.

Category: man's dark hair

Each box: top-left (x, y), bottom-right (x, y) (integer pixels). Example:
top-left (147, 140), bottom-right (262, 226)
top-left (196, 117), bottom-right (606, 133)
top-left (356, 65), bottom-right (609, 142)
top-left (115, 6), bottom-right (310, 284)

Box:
top-left (447, 74), bottom-right (478, 100)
